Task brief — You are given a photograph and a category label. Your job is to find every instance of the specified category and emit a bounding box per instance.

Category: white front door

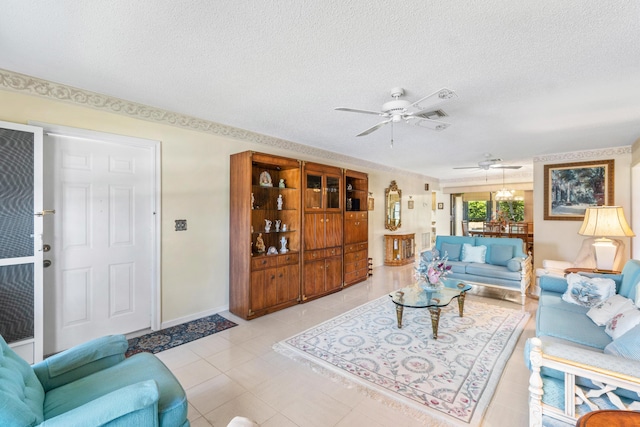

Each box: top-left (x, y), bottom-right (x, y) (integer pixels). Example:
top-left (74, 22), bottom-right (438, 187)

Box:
top-left (37, 123), bottom-right (160, 354)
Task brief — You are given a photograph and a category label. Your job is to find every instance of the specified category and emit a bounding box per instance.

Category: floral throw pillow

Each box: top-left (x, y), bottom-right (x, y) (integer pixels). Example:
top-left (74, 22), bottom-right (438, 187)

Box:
top-left (561, 273), bottom-right (616, 308)
top-left (587, 294), bottom-right (635, 326)
top-left (605, 308), bottom-right (640, 340)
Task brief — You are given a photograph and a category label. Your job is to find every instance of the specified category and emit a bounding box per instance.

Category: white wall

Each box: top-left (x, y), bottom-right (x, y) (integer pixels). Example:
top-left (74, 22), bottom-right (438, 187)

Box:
top-left (532, 147), bottom-right (634, 269)
top-left (0, 89), bottom-right (434, 325)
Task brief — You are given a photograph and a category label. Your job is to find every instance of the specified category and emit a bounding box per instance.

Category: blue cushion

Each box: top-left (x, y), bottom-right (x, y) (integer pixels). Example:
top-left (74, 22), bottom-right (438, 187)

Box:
top-left (465, 263), bottom-right (521, 281)
top-left (618, 260), bottom-right (640, 299)
top-left (537, 305), bottom-right (611, 349)
top-left (420, 249), bottom-right (438, 263)
top-left (43, 352), bottom-right (187, 427)
top-left (507, 258), bottom-right (522, 272)
top-left (490, 244), bottom-right (514, 266)
top-left (441, 242), bottom-right (462, 261)
top-left (0, 336), bottom-right (46, 426)
top-left (435, 236), bottom-right (475, 253)
top-left (447, 260), bottom-right (468, 274)
top-left (461, 244), bottom-right (486, 263)
top-left (604, 323), bottom-right (640, 360)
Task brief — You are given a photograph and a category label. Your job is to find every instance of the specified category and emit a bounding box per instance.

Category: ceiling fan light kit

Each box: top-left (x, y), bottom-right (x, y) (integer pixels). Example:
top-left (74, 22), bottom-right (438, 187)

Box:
top-left (335, 87), bottom-right (457, 142)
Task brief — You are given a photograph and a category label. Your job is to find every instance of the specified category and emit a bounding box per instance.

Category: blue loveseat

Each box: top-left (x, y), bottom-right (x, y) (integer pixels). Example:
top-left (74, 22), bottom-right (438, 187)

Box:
top-left (422, 235), bottom-right (532, 304)
top-left (0, 334), bottom-right (189, 426)
top-left (527, 259), bottom-right (640, 426)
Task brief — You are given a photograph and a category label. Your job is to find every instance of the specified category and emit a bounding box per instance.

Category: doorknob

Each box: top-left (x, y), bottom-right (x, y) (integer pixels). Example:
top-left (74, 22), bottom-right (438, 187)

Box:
top-left (43, 260), bottom-right (52, 268)
top-left (34, 209), bottom-right (56, 217)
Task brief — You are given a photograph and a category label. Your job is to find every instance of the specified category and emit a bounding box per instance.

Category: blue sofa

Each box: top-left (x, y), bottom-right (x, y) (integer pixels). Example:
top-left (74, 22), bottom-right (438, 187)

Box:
top-left (0, 334), bottom-right (189, 426)
top-left (527, 259), bottom-right (640, 426)
top-left (422, 235), bottom-right (532, 304)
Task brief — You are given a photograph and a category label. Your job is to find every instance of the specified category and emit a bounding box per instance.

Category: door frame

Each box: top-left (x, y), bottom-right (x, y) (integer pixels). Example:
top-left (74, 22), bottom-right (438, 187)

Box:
top-left (29, 121), bottom-right (162, 332)
top-left (0, 120), bottom-right (43, 362)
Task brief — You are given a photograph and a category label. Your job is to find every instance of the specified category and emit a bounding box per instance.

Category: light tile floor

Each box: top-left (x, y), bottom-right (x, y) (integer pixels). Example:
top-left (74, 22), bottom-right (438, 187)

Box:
top-left (156, 264), bottom-right (538, 426)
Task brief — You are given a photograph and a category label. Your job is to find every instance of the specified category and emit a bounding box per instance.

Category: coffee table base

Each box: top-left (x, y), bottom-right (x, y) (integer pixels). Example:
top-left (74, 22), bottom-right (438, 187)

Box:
top-left (394, 291), bottom-right (467, 339)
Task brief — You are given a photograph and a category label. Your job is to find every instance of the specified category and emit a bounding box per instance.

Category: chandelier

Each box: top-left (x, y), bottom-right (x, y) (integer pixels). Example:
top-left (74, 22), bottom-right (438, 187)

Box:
top-left (495, 169), bottom-right (514, 201)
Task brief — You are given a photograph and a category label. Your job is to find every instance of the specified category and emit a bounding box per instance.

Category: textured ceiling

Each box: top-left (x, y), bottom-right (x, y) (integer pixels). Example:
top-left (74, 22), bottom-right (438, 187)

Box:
top-left (1, 1), bottom-right (639, 185)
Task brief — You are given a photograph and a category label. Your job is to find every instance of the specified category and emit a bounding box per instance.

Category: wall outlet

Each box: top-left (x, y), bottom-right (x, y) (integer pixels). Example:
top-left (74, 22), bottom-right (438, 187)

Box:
top-left (175, 219), bottom-right (187, 231)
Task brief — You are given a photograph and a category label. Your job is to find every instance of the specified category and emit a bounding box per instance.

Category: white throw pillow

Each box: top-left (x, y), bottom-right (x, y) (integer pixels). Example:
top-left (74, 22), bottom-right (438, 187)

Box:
top-left (605, 308), bottom-right (640, 340)
top-left (461, 243), bottom-right (486, 264)
top-left (561, 273), bottom-right (616, 308)
top-left (587, 294), bottom-right (635, 326)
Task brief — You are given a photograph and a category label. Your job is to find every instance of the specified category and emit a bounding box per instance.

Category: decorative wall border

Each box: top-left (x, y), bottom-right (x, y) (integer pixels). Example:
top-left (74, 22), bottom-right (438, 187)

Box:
top-left (533, 146), bottom-right (632, 163)
top-left (0, 68), bottom-right (437, 182)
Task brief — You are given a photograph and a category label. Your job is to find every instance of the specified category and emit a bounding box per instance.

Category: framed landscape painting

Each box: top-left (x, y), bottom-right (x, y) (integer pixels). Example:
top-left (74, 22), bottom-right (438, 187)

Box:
top-left (544, 159), bottom-right (614, 221)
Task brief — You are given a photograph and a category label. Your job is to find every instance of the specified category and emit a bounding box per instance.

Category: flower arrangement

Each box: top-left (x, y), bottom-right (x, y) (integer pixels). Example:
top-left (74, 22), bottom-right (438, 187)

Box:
top-left (416, 249), bottom-right (452, 289)
top-left (492, 210), bottom-right (510, 228)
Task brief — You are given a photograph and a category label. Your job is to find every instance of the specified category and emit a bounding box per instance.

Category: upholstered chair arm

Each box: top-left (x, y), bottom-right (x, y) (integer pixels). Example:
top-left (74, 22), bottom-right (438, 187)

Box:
top-left (33, 335), bottom-right (128, 392)
top-left (538, 275), bottom-right (570, 293)
top-left (37, 380), bottom-right (159, 426)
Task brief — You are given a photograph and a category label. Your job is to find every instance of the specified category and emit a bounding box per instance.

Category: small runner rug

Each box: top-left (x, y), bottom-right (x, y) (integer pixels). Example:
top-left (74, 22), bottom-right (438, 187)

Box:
top-left (273, 295), bottom-right (529, 426)
top-left (126, 313), bottom-right (237, 357)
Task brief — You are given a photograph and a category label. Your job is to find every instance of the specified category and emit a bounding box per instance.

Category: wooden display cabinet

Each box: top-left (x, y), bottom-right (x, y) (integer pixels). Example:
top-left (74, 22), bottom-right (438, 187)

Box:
top-left (302, 162), bottom-right (343, 301)
top-left (384, 233), bottom-right (415, 266)
top-left (229, 151), bottom-right (301, 320)
top-left (344, 170), bottom-right (368, 286)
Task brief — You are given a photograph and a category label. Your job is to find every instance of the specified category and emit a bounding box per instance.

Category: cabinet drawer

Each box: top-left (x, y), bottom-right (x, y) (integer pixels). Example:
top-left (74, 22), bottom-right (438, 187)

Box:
top-left (344, 268), bottom-right (367, 283)
top-left (326, 246), bottom-right (342, 257)
top-left (344, 249), bottom-right (367, 264)
top-left (344, 243), bottom-right (367, 254)
top-left (251, 256), bottom-right (277, 270)
top-left (345, 211), bottom-right (368, 220)
top-left (278, 253), bottom-right (299, 266)
top-left (304, 249), bottom-right (325, 261)
top-left (344, 259), bottom-right (367, 273)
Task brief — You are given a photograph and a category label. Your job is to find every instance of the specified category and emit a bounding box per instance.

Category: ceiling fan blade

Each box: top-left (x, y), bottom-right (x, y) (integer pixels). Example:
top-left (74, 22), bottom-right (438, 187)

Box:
top-left (335, 107), bottom-right (384, 116)
top-left (409, 87), bottom-right (458, 110)
top-left (491, 165), bottom-right (523, 169)
top-left (356, 119), bottom-right (391, 136)
top-left (407, 116), bottom-right (451, 131)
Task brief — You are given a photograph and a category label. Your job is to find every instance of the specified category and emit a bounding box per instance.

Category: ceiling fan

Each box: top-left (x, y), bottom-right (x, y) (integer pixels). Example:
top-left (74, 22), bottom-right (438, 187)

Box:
top-left (335, 87), bottom-right (457, 140)
top-left (453, 154), bottom-right (523, 171)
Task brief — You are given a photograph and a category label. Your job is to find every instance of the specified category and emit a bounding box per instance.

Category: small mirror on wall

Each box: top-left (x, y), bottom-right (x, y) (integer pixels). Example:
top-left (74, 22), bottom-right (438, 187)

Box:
top-left (385, 180), bottom-right (401, 231)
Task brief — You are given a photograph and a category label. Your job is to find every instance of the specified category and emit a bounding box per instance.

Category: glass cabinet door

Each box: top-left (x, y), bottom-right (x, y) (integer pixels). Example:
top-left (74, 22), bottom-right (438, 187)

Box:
top-left (326, 175), bottom-right (341, 210)
top-left (305, 173), bottom-right (322, 209)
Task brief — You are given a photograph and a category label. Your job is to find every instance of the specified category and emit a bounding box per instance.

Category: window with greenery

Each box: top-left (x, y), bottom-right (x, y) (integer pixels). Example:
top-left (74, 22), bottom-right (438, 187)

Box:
top-left (498, 200), bottom-right (524, 222)
top-left (467, 201), bottom-right (487, 221)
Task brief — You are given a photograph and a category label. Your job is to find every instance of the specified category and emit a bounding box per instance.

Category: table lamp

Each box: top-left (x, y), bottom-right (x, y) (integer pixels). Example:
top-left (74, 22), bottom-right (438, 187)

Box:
top-left (578, 206), bottom-right (635, 272)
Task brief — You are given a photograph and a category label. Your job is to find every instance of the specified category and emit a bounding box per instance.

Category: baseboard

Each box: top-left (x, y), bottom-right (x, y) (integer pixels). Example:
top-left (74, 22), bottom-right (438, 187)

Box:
top-left (160, 304), bottom-right (230, 329)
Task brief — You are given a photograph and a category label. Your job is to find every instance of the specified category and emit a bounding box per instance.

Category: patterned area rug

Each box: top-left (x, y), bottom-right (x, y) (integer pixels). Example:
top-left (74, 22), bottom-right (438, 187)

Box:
top-left (126, 313), bottom-right (237, 357)
top-left (274, 295), bottom-right (529, 426)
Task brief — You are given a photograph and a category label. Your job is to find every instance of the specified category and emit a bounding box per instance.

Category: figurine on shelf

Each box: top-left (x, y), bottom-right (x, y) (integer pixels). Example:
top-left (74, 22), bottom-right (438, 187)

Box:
top-left (279, 179), bottom-right (285, 188)
top-left (277, 194), bottom-right (283, 210)
top-left (255, 233), bottom-right (265, 253)
top-left (264, 219), bottom-right (272, 233)
top-left (280, 237), bottom-right (288, 253)
top-left (275, 219), bottom-right (281, 232)
top-left (281, 223), bottom-right (287, 232)
top-left (251, 192), bottom-right (255, 209)
top-left (259, 171), bottom-right (272, 187)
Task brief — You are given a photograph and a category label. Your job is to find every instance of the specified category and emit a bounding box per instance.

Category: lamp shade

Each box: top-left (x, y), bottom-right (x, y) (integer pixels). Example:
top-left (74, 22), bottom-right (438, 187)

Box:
top-left (578, 206), bottom-right (635, 237)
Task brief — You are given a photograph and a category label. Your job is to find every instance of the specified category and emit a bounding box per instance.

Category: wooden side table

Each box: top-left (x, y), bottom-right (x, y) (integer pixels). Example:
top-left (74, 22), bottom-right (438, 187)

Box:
top-left (576, 409), bottom-right (640, 426)
top-left (564, 267), bottom-right (621, 275)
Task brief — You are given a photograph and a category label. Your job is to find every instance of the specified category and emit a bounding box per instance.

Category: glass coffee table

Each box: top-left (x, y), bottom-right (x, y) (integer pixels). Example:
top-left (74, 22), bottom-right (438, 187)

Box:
top-left (389, 278), bottom-right (472, 339)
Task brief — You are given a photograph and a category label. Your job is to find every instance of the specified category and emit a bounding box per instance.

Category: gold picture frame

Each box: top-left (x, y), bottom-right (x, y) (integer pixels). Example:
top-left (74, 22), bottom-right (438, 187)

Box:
top-left (544, 159), bottom-right (614, 221)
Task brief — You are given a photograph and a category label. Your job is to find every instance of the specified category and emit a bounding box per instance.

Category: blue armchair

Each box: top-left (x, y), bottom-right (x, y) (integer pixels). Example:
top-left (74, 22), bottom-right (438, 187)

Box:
top-left (0, 334), bottom-right (189, 426)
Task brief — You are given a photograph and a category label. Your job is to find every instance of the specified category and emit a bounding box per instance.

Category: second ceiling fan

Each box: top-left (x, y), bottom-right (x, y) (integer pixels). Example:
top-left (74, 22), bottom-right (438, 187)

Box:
top-left (335, 87), bottom-right (457, 140)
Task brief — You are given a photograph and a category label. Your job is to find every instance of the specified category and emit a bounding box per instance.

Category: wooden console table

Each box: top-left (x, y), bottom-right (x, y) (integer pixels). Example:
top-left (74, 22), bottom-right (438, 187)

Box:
top-left (384, 233), bottom-right (415, 266)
